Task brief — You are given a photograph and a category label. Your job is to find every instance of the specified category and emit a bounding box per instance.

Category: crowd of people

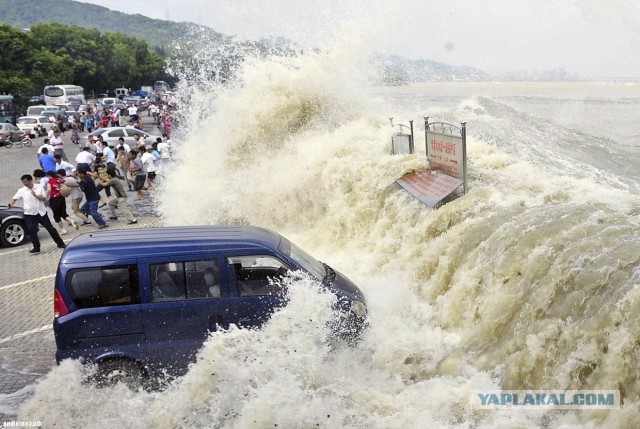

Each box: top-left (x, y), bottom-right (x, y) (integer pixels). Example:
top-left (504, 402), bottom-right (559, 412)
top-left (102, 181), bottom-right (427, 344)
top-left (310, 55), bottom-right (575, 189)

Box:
top-left (7, 103), bottom-right (174, 254)
top-left (65, 100), bottom-right (174, 141)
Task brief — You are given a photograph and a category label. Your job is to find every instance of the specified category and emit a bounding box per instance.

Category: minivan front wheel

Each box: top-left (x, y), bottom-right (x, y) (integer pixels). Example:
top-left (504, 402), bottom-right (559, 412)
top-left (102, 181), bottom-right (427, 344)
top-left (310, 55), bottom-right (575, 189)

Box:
top-left (97, 359), bottom-right (144, 389)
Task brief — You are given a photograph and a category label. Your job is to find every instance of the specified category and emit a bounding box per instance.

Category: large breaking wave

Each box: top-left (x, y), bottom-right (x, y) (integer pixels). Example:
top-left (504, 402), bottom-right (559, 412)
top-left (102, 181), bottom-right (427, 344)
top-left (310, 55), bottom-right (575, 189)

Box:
top-left (19, 36), bottom-right (640, 429)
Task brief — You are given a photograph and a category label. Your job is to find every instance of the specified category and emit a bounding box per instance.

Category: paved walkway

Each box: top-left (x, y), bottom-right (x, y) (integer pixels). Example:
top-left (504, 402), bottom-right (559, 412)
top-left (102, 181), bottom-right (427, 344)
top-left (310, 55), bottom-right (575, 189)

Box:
top-left (0, 120), bottom-right (165, 422)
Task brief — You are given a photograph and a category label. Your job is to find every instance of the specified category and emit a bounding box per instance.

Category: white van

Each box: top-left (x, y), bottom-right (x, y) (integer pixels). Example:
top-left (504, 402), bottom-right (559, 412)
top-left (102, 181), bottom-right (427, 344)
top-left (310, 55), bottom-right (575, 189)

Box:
top-left (26, 105), bottom-right (59, 117)
top-left (115, 88), bottom-right (130, 100)
top-left (101, 98), bottom-right (118, 108)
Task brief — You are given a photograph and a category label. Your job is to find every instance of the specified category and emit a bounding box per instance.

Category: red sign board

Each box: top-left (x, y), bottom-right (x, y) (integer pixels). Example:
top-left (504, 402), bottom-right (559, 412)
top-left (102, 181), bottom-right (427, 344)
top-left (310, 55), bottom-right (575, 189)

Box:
top-left (396, 172), bottom-right (463, 207)
top-left (426, 131), bottom-right (464, 180)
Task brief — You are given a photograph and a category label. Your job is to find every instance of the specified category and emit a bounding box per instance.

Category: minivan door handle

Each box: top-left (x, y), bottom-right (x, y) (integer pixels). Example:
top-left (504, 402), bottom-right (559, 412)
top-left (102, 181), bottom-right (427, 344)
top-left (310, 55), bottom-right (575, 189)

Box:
top-left (209, 315), bottom-right (223, 330)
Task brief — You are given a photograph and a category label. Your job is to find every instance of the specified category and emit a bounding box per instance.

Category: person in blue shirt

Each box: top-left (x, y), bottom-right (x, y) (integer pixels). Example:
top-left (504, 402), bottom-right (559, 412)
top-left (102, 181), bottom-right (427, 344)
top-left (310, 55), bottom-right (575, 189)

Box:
top-left (100, 141), bottom-right (116, 169)
top-left (39, 148), bottom-right (57, 174)
top-left (85, 115), bottom-right (93, 133)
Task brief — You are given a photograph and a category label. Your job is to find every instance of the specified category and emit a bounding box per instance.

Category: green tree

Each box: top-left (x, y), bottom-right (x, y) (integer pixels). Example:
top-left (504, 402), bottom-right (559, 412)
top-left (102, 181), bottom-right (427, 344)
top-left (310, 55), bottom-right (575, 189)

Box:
top-left (0, 21), bottom-right (172, 109)
top-left (0, 25), bottom-right (34, 96)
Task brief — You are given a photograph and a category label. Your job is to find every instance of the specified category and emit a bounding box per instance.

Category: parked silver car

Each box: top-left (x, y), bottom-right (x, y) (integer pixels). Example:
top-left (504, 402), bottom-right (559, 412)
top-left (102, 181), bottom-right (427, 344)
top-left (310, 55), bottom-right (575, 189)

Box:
top-left (16, 116), bottom-right (53, 137)
top-left (84, 127), bottom-right (161, 147)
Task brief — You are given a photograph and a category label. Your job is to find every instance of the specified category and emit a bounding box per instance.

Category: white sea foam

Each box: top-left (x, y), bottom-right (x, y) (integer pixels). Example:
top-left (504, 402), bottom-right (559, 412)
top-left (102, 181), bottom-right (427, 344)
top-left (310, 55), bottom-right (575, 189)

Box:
top-left (18, 35), bottom-right (640, 429)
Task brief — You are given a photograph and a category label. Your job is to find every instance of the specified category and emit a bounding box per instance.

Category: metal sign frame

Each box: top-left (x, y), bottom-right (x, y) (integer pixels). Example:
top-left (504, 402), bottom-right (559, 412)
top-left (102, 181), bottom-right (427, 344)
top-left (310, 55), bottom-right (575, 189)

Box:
top-left (389, 118), bottom-right (414, 155)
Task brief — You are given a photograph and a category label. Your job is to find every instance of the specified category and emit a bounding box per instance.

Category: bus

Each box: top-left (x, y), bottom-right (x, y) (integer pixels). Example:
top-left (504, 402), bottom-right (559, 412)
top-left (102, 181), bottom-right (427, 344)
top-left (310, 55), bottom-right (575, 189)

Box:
top-left (0, 95), bottom-right (17, 125)
top-left (153, 81), bottom-right (170, 93)
top-left (43, 85), bottom-right (86, 106)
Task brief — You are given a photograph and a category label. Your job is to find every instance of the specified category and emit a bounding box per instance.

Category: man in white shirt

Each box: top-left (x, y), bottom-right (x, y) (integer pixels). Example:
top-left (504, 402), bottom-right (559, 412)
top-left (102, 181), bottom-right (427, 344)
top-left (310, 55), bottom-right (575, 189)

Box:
top-left (157, 138), bottom-right (171, 161)
top-left (7, 174), bottom-right (66, 253)
top-left (127, 104), bottom-right (138, 118)
top-left (93, 136), bottom-right (104, 155)
top-left (149, 103), bottom-right (159, 124)
top-left (54, 154), bottom-right (75, 176)
top-left (33, 169), bottom-right (49, 192)
top-left (75, 146), bottom-right (96, 170)
top-left (37, 139), bottom-right (55, 156)
top-left (50, 130), bottom-right (68, 161)
top-left (114, 137), bottom-right (131, 154)
top-left (140, 145), bottom-right (157, 187)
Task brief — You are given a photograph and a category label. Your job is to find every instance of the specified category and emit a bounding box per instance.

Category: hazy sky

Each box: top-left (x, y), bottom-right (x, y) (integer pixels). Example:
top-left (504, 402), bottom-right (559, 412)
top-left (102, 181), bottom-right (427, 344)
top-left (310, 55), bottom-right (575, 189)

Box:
top-left (76, 0), bottom-right (640, 78)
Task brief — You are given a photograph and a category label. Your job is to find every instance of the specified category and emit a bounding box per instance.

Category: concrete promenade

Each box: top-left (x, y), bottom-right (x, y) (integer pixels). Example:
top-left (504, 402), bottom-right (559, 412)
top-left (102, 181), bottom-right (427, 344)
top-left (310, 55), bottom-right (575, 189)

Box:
top-left (0, 119), bottom-right (165, 422)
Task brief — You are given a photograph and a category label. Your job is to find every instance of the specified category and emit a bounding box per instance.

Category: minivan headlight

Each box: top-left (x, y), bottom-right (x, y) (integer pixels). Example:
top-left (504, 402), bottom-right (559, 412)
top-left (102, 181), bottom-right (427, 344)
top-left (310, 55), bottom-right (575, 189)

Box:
top-left (350, 300), bottom-right (367, 318)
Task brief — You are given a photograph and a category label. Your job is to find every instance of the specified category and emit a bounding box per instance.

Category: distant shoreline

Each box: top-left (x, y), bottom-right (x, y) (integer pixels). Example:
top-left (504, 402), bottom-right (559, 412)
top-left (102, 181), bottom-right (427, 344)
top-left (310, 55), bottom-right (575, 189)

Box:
top-left (371, 81), bottom-right (640, 99)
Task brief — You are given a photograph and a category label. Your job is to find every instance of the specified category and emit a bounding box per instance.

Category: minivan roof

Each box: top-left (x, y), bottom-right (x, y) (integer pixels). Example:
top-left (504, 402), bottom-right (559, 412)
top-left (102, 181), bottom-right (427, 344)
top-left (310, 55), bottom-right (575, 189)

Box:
top-left (60, 226), bottom-right (283, 263)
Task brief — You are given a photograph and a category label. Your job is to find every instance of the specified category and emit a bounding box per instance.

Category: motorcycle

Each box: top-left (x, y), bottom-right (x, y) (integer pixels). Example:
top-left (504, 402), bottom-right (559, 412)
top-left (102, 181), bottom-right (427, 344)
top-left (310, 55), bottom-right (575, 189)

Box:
top-left (33, 124), bottom-right (47, 137)
top-left (4, 132), bottom-right (33, 149)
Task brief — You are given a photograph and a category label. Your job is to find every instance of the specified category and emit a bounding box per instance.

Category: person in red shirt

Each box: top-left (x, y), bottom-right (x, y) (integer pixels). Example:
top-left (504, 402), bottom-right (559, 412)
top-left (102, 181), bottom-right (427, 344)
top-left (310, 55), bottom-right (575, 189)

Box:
top-left (100, 111), bottom-right (109, 128)
top-left (46, 170), bottom-right (80, 235)
top-left (162, 117), bottom-right (171, 138)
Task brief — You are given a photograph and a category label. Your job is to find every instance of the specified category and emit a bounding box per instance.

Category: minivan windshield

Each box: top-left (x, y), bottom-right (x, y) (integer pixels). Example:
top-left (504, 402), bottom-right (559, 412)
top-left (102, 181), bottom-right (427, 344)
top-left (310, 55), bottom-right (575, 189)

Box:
top-left (278, 238), bottom-right (326, 281)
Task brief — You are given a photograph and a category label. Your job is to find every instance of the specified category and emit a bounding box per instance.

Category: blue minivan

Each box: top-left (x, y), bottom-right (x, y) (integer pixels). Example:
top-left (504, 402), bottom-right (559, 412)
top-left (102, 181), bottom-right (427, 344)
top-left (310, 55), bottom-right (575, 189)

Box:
top-left (53, 226), bottom-right (367, 385)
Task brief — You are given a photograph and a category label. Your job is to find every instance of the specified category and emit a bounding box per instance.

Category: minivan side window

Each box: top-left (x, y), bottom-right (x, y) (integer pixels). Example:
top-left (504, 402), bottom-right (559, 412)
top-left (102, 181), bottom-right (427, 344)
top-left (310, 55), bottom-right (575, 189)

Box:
top-left (150, 259), bottom-right (221, 302)
top-left (66, 266), bottom-right (139, 308)
top-left (227, 256), bottom-right (290, 297)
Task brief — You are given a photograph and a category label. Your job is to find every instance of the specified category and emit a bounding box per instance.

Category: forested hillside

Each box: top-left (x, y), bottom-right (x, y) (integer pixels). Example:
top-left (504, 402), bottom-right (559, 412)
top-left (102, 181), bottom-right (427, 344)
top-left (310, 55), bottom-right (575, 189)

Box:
top-left (0, 0), bottom-right (225, 52)
top-left (0, 0), bottom-right (277, 100)
top-left (0, 0), bottom-right (489, 95)
top-left (0, 23), bottom-right (171, 109)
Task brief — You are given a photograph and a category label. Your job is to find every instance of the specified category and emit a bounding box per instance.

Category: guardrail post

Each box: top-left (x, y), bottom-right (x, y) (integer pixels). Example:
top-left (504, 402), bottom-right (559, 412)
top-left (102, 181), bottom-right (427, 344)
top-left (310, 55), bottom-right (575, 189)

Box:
top-left (423, 116), bottom-right (429, 159)
top-left (409, 120), bottom-right (414, 153)
top-left (461, 121), bottom-right (467, 194)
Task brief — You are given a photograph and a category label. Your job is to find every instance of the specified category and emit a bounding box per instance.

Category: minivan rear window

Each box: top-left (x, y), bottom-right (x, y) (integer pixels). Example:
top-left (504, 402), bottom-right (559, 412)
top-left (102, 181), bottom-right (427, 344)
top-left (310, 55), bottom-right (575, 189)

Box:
top-left (66, 266), bottom-right (139, 308)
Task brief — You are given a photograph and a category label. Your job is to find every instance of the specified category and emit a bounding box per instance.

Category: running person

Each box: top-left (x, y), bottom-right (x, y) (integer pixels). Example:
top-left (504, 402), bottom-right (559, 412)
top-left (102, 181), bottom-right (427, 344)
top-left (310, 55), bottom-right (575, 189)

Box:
top-left (6, 174), bottom-right (66, 253)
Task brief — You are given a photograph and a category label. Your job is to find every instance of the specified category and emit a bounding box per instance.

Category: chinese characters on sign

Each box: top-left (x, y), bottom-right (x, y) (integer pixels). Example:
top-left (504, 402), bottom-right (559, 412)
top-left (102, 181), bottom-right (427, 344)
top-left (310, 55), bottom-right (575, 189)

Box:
top-left (396, 172), bottom-right (463, 207)
top-left (426, 131), bottom-right (464, 180)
